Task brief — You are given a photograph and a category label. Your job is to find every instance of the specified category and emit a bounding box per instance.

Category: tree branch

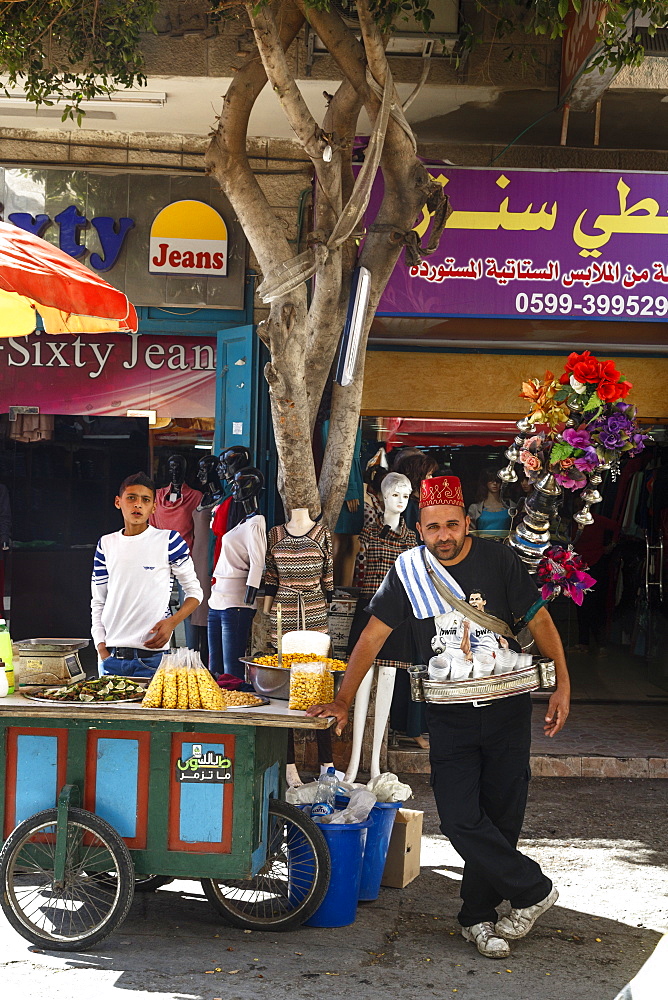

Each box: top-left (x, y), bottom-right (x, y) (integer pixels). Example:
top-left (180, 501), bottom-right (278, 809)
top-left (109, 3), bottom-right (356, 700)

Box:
top-left (304, 79), bottom-right (363, 430)
top-left (205, 1), bottom-right (304, 279)
top-left (245, 1), bottom-right (325, 161)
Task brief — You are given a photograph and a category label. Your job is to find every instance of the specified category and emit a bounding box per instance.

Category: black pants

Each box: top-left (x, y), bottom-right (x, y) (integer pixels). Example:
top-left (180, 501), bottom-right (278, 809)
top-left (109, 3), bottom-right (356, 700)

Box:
top-left (427, 694), bottom-right (552, 927)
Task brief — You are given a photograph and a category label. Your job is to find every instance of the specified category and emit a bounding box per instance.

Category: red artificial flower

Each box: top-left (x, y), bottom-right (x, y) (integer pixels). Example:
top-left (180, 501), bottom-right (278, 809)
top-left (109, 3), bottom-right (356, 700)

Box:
top-left (572, 357), bottom-right (602, 384)
top-left (559, 350), bottom-right (594, 385)
top-left (617, 380), bottom-right (632, 398)
top-left (599, 359), bottom-right (621, 383)
top-left (597, 380), bottom-right (625, 402)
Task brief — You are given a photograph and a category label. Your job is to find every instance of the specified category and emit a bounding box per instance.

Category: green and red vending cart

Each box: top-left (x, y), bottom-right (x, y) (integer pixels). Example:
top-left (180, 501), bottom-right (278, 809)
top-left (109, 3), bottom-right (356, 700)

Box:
top-left (0, 694), bottom-right (333, 949)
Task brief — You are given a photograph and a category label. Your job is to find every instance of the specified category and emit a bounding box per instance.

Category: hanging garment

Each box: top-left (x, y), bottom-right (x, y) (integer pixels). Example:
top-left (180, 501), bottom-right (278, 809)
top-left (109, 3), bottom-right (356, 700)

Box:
top-left (190, 504), bottom-right (216, 627)
top-left (349, 517), bottom-right (417, 669)
top-left (264, 522), bottom-right (333, 642)
top-left (211, 494), bottom-right (234, 563)
top-left (150, 483), bottom-right (202, 553)
top-left (209, 514), bottom-right (267, 610)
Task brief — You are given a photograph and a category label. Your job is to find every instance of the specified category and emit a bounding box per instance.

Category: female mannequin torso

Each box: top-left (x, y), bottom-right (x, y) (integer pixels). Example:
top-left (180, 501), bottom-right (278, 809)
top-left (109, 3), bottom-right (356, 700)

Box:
top-left (263, 509), bottom-right (332, 640)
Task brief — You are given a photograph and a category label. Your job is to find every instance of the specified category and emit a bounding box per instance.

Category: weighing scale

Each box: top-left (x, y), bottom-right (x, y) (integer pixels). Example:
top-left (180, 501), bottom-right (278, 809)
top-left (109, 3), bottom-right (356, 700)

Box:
top-left (16, 638), bottom-right (89, 686)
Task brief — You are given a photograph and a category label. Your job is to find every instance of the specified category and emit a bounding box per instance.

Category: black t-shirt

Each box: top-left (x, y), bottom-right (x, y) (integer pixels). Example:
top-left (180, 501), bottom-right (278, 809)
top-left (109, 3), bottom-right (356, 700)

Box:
top-left (367, 536), bottom-right (540, 664)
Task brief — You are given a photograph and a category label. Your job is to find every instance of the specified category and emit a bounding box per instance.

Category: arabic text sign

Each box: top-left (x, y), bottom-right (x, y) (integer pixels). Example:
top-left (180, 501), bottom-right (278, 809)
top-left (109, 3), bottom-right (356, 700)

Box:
top-left (175, 745), bottom-right (233, 784)
top-left (376, 168), bottom-right (668, 323)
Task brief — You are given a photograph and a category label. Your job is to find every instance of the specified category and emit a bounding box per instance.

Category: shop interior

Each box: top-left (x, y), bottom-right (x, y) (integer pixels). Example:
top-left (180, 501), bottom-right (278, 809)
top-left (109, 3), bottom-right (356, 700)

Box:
top-left (359, 414), bottom-right (668, 705)
top-left (1, 406), bottom-right (666, 710)
top-left (0, 413), bottom-right (214, 670)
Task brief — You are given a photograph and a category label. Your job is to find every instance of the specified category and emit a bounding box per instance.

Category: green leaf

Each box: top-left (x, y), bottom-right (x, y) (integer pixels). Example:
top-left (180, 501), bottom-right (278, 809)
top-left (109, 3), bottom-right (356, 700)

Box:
top-left (583, 393), bottom-right (602, 414)
top-left (549, 442), bottom-right (574, 464)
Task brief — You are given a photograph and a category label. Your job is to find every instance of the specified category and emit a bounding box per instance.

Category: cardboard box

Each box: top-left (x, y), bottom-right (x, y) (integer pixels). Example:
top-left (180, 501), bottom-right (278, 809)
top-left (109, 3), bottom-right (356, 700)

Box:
top-left (381, 808), bottom-right (423, 888)
top-left (328, 597), bottom-right (357, 660)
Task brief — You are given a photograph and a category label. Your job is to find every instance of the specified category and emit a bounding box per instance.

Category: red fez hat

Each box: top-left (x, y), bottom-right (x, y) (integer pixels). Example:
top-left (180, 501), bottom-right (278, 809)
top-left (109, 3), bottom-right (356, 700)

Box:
top-left (419, 475), bottom-right (464, 509)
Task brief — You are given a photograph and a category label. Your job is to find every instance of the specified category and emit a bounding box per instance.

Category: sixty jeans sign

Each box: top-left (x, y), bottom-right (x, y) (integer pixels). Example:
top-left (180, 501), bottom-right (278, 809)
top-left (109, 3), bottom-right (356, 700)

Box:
top-left (0, 331), bottom-right (216, 419)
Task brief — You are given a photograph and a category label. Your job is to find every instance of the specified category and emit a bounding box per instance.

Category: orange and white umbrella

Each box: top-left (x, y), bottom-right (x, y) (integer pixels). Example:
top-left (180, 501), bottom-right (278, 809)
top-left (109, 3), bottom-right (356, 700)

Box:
top-left (0, 221), bottom-right (138, 336)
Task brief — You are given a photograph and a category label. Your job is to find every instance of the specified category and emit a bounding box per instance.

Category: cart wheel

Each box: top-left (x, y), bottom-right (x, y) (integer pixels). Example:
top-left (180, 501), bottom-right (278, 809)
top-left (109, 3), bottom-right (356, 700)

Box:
top-left (0, 807), bottom-right (135, 951)
top-left (201, 799), bottom-right (330, 930)
top-left (134, 875), bottom-right (173, 892)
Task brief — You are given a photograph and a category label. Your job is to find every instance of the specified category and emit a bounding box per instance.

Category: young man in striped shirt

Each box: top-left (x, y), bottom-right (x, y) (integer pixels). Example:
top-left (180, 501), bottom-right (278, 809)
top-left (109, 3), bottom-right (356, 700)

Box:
top-left (91, 472), bottom-right (202, 677)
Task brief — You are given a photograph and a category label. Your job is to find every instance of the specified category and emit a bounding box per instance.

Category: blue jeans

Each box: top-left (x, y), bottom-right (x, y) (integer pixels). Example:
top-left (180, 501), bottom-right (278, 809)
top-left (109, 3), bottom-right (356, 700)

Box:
top-left (207, 606), bottom-right (255, 679)
top-left (100, 652), bottom-right (164, 678)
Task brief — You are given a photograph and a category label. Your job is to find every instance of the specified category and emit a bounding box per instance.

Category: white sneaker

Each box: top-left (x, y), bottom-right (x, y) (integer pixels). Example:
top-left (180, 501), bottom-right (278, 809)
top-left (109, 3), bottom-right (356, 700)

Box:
top-left (461, 921), bottom-right (511, 959)
top-left (494, 887), bottom-right (559, 939)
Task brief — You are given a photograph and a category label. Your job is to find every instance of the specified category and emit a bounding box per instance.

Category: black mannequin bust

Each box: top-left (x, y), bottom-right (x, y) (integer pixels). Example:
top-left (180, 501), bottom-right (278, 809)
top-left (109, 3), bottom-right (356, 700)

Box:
top-left (217, 446), bottom-right (252, 484)
top-left (197, 456), bottom-right (223, 509)
top-left (167, 454), bottom-right (187, 501)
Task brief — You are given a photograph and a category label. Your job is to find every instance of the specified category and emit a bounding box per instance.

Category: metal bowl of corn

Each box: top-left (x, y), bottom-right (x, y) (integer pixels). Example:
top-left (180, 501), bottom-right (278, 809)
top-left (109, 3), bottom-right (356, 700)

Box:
top-left (240, 655), bottom-right (346, 701)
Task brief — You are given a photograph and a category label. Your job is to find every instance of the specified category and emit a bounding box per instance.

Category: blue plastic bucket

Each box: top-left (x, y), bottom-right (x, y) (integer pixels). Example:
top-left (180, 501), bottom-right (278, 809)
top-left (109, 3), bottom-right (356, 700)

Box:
top-left (304, 819), bottom-right (371, 927)
top-left (358, 800), bottom-right (403, 901)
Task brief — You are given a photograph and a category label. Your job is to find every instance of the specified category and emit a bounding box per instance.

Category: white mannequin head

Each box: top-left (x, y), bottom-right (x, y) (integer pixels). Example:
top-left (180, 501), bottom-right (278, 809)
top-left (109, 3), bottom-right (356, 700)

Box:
top-left (381, 473), bottom-right (412, 526)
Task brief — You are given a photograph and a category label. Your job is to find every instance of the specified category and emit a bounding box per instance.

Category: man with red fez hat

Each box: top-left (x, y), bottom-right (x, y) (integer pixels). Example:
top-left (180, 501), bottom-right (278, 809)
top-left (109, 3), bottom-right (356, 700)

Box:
top-left (310, 474), bottom-right (570, 959)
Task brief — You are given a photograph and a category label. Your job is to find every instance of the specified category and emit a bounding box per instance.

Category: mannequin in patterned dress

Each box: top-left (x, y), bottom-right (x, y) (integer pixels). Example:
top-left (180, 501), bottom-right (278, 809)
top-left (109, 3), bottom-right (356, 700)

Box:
top-left (264, 508), bottom-right (335, 786)
top-left (345, 474), bottom-right (416, 782)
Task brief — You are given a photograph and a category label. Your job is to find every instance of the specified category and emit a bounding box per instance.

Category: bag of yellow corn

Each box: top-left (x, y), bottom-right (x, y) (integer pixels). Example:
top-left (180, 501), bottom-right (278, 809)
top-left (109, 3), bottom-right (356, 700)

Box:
top-left (142, 665), bottom-right (165, 708)
top-left (289, 661), bottom-right (333, 710)
top-left (186, 666), bottom-right (201, 709)
top-left (162, 665), bottom-right (178, 709)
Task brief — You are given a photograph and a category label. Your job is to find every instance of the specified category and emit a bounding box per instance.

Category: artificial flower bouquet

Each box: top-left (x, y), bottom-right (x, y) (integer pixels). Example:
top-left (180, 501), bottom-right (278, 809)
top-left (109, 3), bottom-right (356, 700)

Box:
top-left (519, 351), bottom-right (650, 491)
top-left (536, 546), bottom-right (596, 606)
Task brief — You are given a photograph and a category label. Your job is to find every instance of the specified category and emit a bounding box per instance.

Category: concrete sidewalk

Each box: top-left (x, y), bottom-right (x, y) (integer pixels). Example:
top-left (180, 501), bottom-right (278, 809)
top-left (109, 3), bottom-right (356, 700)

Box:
top-left (0, 775), bottom-right (665, 1000)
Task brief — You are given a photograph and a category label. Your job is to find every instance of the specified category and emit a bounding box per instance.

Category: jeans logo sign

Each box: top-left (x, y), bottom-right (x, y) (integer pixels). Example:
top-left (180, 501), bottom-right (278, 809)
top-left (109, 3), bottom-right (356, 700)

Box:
top-left (175, 744), bottom-right (232, 784)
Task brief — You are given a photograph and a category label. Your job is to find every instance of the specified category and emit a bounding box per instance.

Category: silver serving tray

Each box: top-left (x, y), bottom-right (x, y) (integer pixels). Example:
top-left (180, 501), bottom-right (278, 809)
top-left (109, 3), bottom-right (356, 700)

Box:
top-left (23, 693), bottom-right (145, 705)
top-left (221, 695), bottom-right (270, 709)
top-left (240, 658), bottom-right (345, 701)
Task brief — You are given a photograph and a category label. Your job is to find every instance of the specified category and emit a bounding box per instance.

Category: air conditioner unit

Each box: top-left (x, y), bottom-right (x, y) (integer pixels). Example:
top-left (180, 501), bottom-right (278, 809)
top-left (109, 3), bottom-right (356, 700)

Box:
top-left (312, 0), bottom-right (460, 56)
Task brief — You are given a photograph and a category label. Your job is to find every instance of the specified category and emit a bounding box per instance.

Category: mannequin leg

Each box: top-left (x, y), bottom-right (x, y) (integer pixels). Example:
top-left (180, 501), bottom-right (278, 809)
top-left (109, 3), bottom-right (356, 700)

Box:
top-left (286, 730), bottom-right (303, 788)
top-left (220, 607), bottom-right (255, 679)
top-left (370, 666), bottom-right (396, 779)
top-left (207, 609), bottom-right (223, 677)
top-left (344, 667), bottom-right (374, 783)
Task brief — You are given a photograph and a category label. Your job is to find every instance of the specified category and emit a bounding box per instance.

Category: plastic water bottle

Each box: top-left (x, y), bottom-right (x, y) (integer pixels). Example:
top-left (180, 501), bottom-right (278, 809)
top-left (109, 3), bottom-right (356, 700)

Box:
top-left (311, 766), bottom-right (337, 818)
top-left (0, 619), bottom-right (13, 695)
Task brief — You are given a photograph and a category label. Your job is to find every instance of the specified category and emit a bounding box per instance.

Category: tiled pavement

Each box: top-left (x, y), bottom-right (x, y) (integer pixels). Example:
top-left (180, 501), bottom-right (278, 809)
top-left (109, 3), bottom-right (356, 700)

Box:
top-left (387, 701), bottom-right (668, 778)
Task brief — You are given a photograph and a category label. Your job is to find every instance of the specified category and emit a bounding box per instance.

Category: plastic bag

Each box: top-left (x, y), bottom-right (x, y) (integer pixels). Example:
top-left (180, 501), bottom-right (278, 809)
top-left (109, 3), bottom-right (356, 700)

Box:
top-left (319, 788), bottom-right (377, 824)
top-left (285, 781), bottom-right (320, 805)
top-left (288, 661), bottom-right (334, 710)
top-left (366, 772), bottom-right (413, 803)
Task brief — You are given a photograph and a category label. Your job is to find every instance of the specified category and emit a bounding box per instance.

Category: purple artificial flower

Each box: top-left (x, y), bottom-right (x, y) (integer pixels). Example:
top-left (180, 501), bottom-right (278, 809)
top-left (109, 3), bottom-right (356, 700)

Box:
top-left (574, 447), bottom-right (599, 473)
top-left (606, 416), bottom-right (628, 434)
top-left (598, 430), bottom-right (622, 449)
top-left (562, 427), bottom-right (592, 449)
